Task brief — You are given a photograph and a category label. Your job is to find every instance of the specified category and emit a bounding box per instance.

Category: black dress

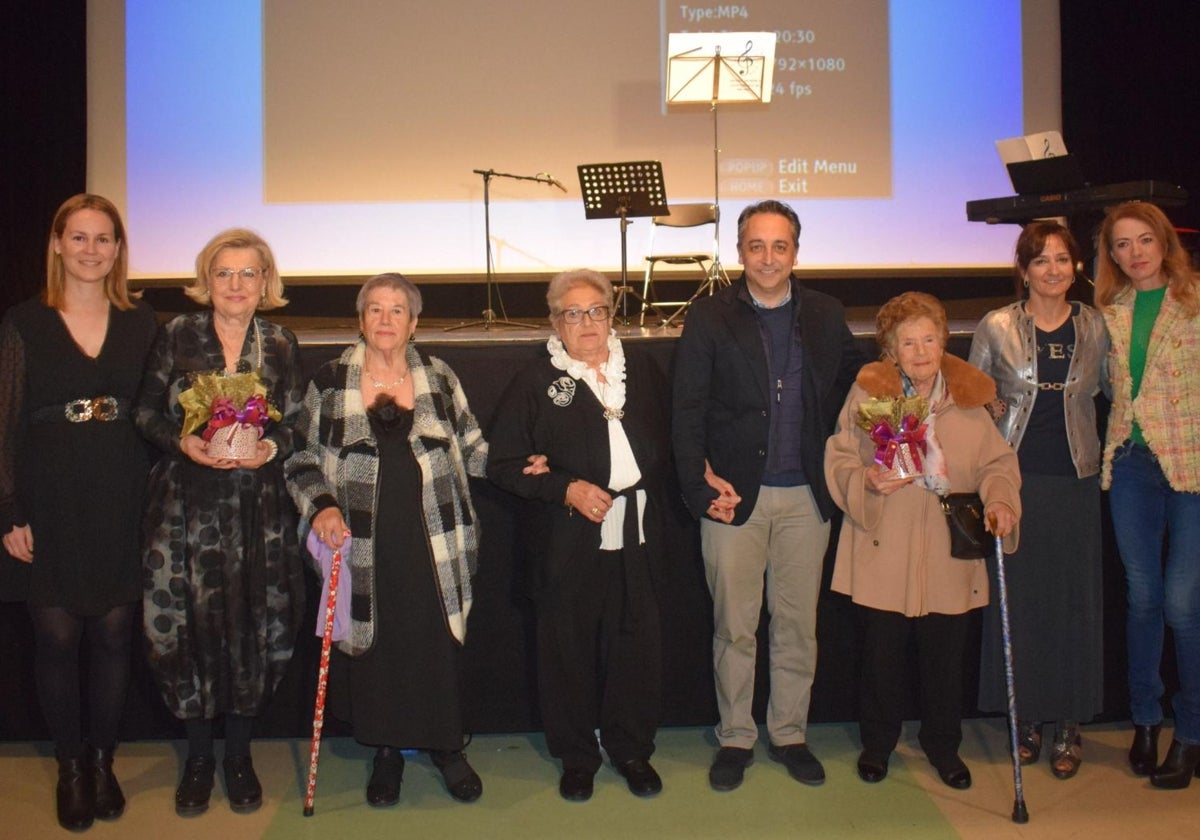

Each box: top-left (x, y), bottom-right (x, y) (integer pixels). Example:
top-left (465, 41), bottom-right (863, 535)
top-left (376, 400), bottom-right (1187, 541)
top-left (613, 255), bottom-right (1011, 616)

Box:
top-left (328, 402), bottom-right (464, 750)
top-left (136, 312), bottom-right (306, 720)
top-left (0, 299), bottom-right (157, 611)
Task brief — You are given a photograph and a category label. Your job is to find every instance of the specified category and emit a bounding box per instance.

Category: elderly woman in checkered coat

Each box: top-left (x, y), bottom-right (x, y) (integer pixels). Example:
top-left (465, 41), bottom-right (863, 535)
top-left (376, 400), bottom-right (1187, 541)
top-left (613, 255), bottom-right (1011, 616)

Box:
top-left (285, 272), bottom-right (489, 807)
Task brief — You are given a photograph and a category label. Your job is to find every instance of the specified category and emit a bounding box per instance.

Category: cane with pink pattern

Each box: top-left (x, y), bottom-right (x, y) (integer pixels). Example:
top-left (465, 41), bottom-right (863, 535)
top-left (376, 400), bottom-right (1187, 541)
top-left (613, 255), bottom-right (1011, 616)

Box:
top-left (303, 546), bottom-right (342, 816)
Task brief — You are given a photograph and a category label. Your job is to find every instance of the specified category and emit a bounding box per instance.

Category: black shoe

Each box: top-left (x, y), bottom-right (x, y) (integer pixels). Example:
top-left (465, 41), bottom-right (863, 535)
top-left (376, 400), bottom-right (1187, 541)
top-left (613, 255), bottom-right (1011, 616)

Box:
top-left (56, 754), bottom-right (94, 832)
top-left (559, 767), bottom-right (595, 802)
top-left (1129, 723), bottom-right (1162, 777)
top-left (366, 747), bottom-right (404, 807)
top-left (931, 755), bottom-right (972, 790)
top-left (768, 742), bottom-right (825, 786)
top-left (175, 755), bottom-right (216, 817)
top-left (88, 744), bottom-right (125, 820)
top-left (709, 746), bottom-right (754, 792)
top-left (856, 751), bottom-right (889, 783)
top-left (430, 750), bottom-right (483, 803)
top-left (223, 754), bottom-right (262, 814)
top-left (614, 758), bottom-right (663, 797)
top-left (1150, 740), bottom-right (1200, 790)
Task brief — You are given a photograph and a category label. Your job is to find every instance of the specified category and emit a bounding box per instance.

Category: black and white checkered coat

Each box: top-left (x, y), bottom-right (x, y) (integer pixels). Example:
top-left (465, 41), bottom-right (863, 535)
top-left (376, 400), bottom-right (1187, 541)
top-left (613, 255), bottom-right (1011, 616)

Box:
top-left (284, 341), bottom-right (487, 654)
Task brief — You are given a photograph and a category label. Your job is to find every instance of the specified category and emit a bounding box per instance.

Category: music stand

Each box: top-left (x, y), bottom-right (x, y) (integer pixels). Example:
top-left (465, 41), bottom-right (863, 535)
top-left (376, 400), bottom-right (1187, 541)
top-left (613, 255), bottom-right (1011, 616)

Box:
top-left (445, 168), bottom-right (555, 332)
top-left (666, 32), bottom-right (776, 289)
top-left (577, 161), bottom-right (668, 325)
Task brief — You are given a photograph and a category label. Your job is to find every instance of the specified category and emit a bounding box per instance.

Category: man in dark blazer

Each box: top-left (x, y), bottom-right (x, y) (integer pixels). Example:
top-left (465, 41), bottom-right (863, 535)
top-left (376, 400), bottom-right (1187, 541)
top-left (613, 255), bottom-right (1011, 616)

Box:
top-left (672, 200), bottom-right (863, 791)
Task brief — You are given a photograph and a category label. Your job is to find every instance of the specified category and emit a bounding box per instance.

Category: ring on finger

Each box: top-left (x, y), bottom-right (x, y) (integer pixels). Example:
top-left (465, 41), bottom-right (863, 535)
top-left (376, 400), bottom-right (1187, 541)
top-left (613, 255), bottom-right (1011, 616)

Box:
top-left (590, 507), bottom-right (600, 516)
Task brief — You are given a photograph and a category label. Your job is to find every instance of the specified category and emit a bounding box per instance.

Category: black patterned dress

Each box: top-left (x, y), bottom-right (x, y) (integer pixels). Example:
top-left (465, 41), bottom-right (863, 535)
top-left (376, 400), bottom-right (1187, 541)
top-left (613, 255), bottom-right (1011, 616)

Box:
top-left (135, 311), bottom-right (305, 720)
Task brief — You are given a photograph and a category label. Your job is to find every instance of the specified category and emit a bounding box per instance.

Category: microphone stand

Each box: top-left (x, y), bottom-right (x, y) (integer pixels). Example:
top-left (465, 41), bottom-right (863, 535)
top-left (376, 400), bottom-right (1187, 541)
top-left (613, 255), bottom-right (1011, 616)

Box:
top-left (445, 169), bottom-right (566, 331)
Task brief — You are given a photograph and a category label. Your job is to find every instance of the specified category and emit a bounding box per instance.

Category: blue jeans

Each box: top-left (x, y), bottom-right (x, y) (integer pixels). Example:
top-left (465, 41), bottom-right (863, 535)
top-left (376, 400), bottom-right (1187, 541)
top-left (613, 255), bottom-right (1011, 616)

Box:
top-left (1109, 442), bottom-right (1200, 745)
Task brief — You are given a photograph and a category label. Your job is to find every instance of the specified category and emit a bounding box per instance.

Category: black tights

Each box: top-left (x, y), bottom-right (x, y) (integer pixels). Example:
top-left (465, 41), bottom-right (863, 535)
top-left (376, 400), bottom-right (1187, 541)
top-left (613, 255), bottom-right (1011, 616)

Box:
top-left (29, 603), bottom-right (134, 758)
top-left (185, 715), bottom-right (255, 760)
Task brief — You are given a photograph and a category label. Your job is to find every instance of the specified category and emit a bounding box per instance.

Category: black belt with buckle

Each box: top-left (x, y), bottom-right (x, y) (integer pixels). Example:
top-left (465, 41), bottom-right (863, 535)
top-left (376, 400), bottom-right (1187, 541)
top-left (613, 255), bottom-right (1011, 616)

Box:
top-left (30, 396), bottom-right (131, 424)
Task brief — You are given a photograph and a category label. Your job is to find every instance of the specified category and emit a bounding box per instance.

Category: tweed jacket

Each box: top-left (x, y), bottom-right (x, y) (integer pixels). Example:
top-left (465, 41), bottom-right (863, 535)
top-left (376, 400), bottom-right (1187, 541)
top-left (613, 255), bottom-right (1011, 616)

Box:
top-left (824, 355), bottom-right (1021, 617)
top-left (969, 300), bottom-right (1109, 478)
top-left (1101, 288), bottom-right (1200, 491)
top-left (284, 341), bottom-right (487, 654)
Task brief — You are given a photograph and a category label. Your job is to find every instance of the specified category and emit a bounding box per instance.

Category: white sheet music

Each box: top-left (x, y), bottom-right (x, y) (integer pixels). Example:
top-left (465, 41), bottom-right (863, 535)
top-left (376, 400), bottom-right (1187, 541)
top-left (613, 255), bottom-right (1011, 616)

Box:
top-left (666, 32), bottom-right (777, 104)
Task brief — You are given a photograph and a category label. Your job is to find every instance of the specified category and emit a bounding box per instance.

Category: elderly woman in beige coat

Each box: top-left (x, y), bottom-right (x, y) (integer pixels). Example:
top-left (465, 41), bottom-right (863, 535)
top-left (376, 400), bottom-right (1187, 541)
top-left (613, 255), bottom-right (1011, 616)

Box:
top-left (825, 292), bottom-right (1020, 791)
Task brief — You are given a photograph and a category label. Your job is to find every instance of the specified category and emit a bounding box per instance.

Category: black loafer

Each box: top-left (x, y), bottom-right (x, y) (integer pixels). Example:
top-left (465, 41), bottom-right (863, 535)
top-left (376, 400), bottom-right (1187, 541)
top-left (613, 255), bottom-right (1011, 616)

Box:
top-left (223, 754), bottom-right (263, 814)
top-left (1129, 723), bottom-right (1162, 777)
top-left (430, 750), bottom-right (483, 803)
top-left (708, 746), bottom-right (754, 792)
top-left (366, 747), bottom-right (404, 807)
top-left (615, 758), bottom-right (663, 797)
top-left (559, 768), bottom-right (595, 802)
top-left (768, 743), bottom-right (826, 786)
top-left (932, 755), bottom-right (972, 790)
top-left (856, 751), bottom-right (889, 783)
top-left (175, 755), bottom-right (216, 817)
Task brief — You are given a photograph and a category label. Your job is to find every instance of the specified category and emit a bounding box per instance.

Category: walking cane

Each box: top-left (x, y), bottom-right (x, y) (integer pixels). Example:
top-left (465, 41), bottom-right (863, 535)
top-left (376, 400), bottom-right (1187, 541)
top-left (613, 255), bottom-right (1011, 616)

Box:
top-left (993, 529), bottom-right (1029, 823)
top-left (303, 546), bottom-right (343, 817)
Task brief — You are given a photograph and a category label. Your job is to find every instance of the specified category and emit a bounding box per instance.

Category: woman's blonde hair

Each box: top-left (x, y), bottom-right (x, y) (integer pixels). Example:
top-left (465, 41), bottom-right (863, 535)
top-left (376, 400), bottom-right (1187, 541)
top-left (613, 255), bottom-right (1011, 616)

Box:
top-left (186, 228), bottom-right (288, 310)
top-left (44, 194), bottom-right (137, 310)
top-left (1095, 201), bottom-right (1199, 316)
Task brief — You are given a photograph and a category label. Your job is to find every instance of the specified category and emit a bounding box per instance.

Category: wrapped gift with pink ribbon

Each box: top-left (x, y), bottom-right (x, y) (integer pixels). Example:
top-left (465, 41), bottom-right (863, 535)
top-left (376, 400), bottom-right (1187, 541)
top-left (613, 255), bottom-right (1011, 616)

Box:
top-left (856, 395), bottom-right (929, 479)
top-left (177, 371), bottom-right (281, 459)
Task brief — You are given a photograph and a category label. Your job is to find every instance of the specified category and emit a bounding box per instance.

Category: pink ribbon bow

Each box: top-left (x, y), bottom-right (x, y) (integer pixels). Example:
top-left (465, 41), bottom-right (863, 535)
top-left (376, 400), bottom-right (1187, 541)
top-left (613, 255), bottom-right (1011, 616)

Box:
top-left (869, 413), bottom-right (928, 472)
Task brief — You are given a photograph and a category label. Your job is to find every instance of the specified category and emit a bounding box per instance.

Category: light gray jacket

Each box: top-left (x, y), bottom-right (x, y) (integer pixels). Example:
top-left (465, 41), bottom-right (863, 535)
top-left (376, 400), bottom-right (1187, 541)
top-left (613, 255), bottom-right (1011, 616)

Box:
top-left (968, 300), bottom-right (1109, 478)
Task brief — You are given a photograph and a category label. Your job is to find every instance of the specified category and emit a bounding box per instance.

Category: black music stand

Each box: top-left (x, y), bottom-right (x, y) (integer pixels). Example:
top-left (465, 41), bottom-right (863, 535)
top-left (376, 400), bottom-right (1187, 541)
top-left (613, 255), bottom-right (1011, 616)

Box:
top-left (577, 161), bottom-right (668, 325)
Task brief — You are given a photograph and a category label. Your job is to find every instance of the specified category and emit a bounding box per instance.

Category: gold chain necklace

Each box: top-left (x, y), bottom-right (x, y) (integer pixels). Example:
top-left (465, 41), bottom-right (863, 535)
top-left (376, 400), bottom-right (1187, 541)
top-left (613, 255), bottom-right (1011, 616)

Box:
top-left (597, 377), bottom-right (624, 421)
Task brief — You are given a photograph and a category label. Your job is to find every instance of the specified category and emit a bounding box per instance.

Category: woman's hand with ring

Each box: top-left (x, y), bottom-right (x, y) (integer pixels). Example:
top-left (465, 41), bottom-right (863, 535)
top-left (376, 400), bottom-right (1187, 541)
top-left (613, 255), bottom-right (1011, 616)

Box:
top-left (565, 479), bottom-right (612, 524)
top-left (311, 507), bottom-right (350, 550)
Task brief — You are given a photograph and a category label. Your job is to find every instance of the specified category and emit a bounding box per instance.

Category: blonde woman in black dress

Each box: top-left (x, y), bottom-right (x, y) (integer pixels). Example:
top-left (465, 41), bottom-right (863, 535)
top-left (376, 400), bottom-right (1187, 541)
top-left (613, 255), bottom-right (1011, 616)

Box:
top-left (0, 194), bottom-right (157, 830)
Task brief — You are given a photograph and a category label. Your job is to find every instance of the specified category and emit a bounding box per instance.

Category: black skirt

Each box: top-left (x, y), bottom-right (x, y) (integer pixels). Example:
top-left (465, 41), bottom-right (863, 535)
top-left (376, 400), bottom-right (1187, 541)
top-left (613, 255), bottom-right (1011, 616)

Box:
top-left (978, 472), bottom-right (1104, 722)
top-left (327, 406), bottom-right (465, 750)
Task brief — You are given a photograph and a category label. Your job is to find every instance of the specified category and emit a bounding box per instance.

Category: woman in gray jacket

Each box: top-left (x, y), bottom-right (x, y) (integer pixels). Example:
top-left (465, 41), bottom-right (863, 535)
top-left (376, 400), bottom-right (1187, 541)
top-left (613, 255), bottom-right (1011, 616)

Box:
top-left (969, 221), bottom-right (1108, 780)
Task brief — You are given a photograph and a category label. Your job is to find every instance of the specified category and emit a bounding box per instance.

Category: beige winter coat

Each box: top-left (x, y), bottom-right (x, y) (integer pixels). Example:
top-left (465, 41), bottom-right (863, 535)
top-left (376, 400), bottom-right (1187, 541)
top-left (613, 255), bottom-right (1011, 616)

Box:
top-left (824, 355), bottom-right (1021, 617)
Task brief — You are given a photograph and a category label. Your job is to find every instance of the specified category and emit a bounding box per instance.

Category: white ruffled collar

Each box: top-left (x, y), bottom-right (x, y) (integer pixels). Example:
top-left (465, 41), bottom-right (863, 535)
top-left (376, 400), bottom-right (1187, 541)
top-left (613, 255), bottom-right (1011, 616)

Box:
top-left (546, 332), bottom-right (627, 413)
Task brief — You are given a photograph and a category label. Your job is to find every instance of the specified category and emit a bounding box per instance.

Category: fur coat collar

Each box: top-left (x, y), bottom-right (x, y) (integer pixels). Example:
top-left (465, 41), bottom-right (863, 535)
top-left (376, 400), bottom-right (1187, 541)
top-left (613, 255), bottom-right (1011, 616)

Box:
top-left (855, 354), bottom-right (995, 410)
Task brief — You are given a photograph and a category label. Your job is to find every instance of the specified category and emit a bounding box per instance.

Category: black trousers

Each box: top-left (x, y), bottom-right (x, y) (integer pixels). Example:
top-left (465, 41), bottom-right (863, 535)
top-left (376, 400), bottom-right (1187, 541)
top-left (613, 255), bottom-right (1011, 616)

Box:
top-left (857, 605), bottom-right (970, 763)
top-left (536, 546), bottom-right (662, 773)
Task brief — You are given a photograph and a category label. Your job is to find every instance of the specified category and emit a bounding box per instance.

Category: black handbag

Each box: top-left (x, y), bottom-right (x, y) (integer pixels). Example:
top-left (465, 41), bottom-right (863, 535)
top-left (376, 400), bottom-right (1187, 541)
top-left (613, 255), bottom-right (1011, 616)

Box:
top-left (940, 492), bottom-right (988, 560)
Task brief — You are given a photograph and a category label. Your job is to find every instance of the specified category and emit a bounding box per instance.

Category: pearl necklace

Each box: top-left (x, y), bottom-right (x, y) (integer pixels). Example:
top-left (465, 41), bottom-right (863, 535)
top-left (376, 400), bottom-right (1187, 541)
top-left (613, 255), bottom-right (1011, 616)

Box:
top-left (367, 367), bottom-right (409, 389)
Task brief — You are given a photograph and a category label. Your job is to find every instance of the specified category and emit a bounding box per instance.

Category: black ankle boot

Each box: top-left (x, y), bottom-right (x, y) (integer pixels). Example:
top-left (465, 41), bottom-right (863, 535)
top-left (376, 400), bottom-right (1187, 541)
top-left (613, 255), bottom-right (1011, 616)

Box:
top-left (56, 754), bottom-right (95, 832)
top-left (1150, 740), bottom-right (1200, 790)
top-left (89, 744), bottom-right (125, 820)
top-left (1129, 723), bottom-right (1162, 776)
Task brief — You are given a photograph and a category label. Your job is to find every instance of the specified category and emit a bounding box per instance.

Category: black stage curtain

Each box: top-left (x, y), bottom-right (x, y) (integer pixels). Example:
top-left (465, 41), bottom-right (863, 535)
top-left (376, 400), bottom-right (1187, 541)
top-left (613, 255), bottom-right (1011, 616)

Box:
top-left (1, 334), bottom-right (1141, 742)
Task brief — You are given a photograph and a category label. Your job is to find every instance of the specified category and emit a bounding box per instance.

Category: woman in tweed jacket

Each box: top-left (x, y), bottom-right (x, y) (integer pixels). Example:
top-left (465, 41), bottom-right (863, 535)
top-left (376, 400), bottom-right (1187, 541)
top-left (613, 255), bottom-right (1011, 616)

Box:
top-left (285, 273), bottom-right (488, 806)
top-left (1095, 202), bottom-right (1200, 789)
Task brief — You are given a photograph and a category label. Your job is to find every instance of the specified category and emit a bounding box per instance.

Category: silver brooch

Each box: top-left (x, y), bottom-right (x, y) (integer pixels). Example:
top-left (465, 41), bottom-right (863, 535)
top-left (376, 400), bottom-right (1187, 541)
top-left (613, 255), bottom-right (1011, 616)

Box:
top-left (547, 376), bottom-right (576, 407)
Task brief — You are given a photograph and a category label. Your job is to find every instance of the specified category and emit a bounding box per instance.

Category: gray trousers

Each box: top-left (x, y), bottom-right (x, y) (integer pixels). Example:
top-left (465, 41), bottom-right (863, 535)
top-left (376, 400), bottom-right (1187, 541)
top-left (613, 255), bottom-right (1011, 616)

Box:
top-left (701, 485), bottom-right (829, 749)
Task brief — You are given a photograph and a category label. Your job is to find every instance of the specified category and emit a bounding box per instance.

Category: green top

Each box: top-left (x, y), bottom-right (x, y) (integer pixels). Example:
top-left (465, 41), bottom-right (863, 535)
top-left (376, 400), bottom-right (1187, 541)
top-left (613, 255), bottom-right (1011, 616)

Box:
top-left (1129, 285), bottom-right (1167, 445)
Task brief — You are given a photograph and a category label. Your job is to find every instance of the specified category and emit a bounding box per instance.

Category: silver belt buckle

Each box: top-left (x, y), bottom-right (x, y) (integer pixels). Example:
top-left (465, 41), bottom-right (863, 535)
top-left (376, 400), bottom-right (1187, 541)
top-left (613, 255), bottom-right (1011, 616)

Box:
top-left (64, 396), bottom-right (119, 422)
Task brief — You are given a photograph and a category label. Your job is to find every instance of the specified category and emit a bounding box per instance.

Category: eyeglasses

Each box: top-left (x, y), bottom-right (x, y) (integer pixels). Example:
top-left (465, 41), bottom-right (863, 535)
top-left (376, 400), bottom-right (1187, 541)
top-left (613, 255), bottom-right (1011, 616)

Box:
top-left (210, 267), bottom-right (264, 283)
top-left (556, 305), bottom-right (611, 324)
